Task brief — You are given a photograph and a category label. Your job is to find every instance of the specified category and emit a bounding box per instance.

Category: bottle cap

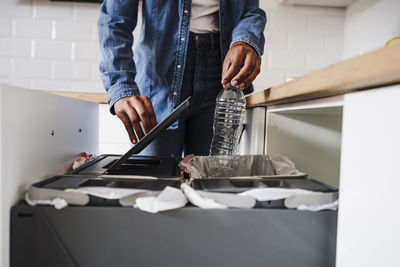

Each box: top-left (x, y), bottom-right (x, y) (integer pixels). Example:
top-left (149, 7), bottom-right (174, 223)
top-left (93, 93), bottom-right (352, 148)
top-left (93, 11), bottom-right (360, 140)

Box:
top-left (226, 82), bottom-right (240, 89)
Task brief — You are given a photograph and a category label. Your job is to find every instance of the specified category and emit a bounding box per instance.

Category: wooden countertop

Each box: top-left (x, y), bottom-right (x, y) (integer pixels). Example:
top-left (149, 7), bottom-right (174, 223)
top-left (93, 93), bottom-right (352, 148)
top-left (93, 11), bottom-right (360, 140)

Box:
top-left (48, 43), bottom-right (400, 106)
top-left (247, 42), bottom-right (400, 107)
top-left (47, 92), bottom-right (107, 104)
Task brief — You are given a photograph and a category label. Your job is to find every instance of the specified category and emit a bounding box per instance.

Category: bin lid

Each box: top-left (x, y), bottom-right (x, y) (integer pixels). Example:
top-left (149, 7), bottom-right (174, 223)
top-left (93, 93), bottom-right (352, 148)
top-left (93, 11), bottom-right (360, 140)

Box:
top-left (104, 97), bottom-right (191, 174)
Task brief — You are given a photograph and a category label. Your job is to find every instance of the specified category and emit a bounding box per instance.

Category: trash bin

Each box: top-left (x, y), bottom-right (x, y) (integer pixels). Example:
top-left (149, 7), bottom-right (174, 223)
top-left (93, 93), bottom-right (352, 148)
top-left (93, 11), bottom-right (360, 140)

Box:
top-left (11, 97), bottom-right (338, 267)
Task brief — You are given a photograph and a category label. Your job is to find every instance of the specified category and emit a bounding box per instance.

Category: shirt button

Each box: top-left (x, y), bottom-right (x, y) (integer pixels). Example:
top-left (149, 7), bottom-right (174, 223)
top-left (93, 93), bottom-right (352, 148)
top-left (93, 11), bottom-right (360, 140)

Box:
top-left (177, 64), bottom-right (181, 68)
top-left (181, 37), bottom-right (185, 41)
top-left (184, 9), bottom-right (188, 14)
top-left (173, 92), bottom-right (177, 96)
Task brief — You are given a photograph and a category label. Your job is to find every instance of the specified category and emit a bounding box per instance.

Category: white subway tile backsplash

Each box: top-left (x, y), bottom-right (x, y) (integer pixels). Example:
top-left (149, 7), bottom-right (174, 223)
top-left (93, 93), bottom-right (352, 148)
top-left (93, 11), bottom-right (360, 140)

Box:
top-left (245, 2), bottom-right (345, 93)
top-left (0, 38), bottom-right (32, 58)
top-left (308, 15), bottom-right (344, 34)
top-left (33, 0), bottom-right (73, 20)
top-left (305, 52), bottom-right (341, 71)
top-left (92, 24), bottom-right (99, 42)
top-left (91, 63), bottom-right (100, 80)
top-left (325, 34), bottom-right (344, 54)
top-left (71, 80), bottom-right (103, 92)
top-left (54, 21), bottom-right (93, 41)
top-left (52, 61), bottom-right (92, 80)
top-left (73, 42), bottom-right (100, 61)
top-left (270, 12), bottom-right (308, 33)
top-left (288, 32), bottom-right (325, 52)
top-left (266, 30), bottom-right (288, 50)
top-left (12, 59), bottom-right (51, 78)
top-left (73, 3), bottom-right (101, 22)
top-left (285, 70), bottom-right (310, 81)
top-left (30, 79), bottom-right (71, 91)
top-left (33, 40), bottom-right (72, 60)
top-left (268, 51), bottom-right (305, 69)
top-left (13, 19), bottom-right (52, 38)
top-left (0, 0), bottom-right (33, 19)
top-left (0, 19), bottom-right (12, 37)
top-left (0, 58), bottom-right (11, 76)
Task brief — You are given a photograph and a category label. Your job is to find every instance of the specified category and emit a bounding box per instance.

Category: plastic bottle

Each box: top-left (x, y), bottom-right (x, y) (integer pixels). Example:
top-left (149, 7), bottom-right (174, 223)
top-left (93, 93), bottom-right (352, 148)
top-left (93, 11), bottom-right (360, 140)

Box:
top-left (209, 82), bottom-right (246, 156)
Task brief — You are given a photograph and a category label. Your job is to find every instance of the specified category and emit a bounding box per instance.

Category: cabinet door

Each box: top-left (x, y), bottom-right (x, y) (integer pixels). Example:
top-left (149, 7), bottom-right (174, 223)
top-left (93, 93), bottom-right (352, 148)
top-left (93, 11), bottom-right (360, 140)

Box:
top-left (0, 83), bottom-right (99, 267)
top-left (336, 84), bottom-right (400, 267)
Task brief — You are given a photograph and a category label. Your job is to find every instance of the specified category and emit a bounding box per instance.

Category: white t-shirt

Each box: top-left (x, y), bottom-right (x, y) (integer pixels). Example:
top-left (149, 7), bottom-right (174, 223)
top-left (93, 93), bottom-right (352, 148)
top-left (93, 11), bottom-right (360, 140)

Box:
top-left (190, 0), bottom-right (220, 33)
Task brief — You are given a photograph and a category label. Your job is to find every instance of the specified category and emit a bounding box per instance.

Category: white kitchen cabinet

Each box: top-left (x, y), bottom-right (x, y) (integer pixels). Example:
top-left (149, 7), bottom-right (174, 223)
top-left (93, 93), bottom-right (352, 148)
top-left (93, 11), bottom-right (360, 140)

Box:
top-left (266, 95), bottom-right (343, 187)
top-left (336, 84), bottom-right (400, 267)
top-left (0, 83), bottom-right (98, 267)
top-left (245, 84), bottom-right (400, 266)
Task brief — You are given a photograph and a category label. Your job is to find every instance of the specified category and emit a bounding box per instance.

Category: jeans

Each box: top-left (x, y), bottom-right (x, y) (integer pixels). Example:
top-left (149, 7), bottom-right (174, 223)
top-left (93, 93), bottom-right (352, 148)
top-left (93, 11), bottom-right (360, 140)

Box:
top-left (140, 32), bottom-right (222, 157)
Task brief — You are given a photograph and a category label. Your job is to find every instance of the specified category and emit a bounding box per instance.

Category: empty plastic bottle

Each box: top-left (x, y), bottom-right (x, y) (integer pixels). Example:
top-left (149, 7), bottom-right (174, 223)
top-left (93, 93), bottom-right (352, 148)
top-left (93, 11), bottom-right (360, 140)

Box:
top-left (209, 82), bottom-right (246, 156)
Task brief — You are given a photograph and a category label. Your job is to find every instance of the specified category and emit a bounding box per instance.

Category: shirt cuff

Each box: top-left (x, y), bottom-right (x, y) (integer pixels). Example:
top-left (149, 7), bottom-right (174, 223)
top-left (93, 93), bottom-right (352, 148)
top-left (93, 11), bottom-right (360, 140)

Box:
top-left (230, 35), bottom-right (263, 57)
top-left (106, 82), bottom-right (141, 115)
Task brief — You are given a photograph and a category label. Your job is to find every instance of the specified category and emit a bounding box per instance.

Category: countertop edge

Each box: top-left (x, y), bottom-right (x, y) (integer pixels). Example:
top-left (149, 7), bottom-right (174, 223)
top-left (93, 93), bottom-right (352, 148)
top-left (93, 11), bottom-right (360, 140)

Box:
top-left (246, 42), bottom-right (400, 107)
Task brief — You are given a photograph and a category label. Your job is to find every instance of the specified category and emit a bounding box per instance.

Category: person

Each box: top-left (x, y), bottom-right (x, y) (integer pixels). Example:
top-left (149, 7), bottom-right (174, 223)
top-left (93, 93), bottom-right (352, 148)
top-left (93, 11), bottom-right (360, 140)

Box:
top-left (98, 0), bottom-right (266, 157)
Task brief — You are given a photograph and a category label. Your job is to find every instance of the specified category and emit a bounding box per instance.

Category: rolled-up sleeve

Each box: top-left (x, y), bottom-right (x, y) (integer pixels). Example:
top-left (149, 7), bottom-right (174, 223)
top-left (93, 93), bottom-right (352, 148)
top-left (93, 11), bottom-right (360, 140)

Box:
top-left (98, 0), bottom-right (141, 114)
top-left (230, 0), bottom-right (266, 57)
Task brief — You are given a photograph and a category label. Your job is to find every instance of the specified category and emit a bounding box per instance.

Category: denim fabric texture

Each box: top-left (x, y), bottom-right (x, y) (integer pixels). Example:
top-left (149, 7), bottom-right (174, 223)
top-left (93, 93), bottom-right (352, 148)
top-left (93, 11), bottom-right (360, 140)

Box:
top-left (140, 32), bottom-right (221, 156)
top-left (98, 0), bottom-right (267, 130)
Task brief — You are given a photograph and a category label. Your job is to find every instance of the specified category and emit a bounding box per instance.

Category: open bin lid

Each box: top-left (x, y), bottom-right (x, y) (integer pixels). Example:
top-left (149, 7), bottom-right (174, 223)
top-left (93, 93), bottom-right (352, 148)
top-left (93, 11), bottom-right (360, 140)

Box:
top-left (105, 96), bottom-right (191, 174)
top-left (70, 97), bottom-right (191, 177)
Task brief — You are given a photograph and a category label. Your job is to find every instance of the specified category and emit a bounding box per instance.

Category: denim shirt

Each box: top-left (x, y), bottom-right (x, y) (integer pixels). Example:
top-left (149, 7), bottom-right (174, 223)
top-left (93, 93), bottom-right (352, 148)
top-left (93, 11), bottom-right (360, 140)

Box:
top-left (98, 0), bottom-right (266, 127)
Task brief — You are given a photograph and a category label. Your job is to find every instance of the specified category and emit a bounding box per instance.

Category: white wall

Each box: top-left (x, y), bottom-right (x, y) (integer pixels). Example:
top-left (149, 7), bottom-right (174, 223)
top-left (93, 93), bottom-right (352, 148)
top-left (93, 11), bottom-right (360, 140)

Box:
top-left (0, 0), bottom-right (106, 92)
top-left (0, 0), bottom-right (345, 92)
top-left (257, 1), bottom-right (345, 89)
top-left (343, 0), bottom-right (400, 59)
top-left (0, 0), bottom-right (345, 153)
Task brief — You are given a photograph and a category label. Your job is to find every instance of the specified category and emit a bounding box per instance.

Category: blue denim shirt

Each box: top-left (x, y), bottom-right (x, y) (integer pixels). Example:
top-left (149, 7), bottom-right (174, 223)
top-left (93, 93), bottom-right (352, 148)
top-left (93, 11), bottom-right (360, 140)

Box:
top-left (98, 0), bottom-right (266, 126)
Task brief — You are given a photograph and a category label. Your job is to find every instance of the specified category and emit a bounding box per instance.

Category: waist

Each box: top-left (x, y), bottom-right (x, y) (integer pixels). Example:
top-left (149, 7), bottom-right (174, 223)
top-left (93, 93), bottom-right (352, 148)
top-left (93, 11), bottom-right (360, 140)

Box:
top-left (189, 32), bottom-right (220, 48)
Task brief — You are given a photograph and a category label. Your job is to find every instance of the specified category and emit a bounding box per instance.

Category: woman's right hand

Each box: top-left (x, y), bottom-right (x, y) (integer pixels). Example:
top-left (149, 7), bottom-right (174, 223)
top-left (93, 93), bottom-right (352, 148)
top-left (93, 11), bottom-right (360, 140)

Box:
top-left (114, 96), bottom-right (157, 144)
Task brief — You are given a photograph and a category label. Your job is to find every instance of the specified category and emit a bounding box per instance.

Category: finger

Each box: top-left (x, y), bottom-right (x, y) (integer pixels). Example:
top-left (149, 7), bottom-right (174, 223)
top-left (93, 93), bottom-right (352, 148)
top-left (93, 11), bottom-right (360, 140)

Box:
top-left (131, 98), bottom-right (152, 134)
top-left (142, 96), bottom-right (157, 129)
top-left (222, 61), bottom-right (242, 86)
top-left (117, 112), bottom-right (137, 144)
top-left (222, 55), bottom-right (245, 86)
top-left (239, 70), bottom-right (258, 90)
top-left (239, 63), bottom-right (260, 90)
top-left (221, 59), bottom-right (231, 87)
top-left (221, 77), bottom-right (230, 88)
top-left (125, 105), bottom-right (145, 140)
top-left (232, 54), bottom-right (255, 86)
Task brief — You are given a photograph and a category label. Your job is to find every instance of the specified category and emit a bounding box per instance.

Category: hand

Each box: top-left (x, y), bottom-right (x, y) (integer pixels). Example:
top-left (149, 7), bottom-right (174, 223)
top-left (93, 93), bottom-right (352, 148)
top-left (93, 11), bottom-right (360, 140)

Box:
top-left (114, 96), bottom-right (157, 144)
top-left (221, 44), bottom-right (261, 90)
